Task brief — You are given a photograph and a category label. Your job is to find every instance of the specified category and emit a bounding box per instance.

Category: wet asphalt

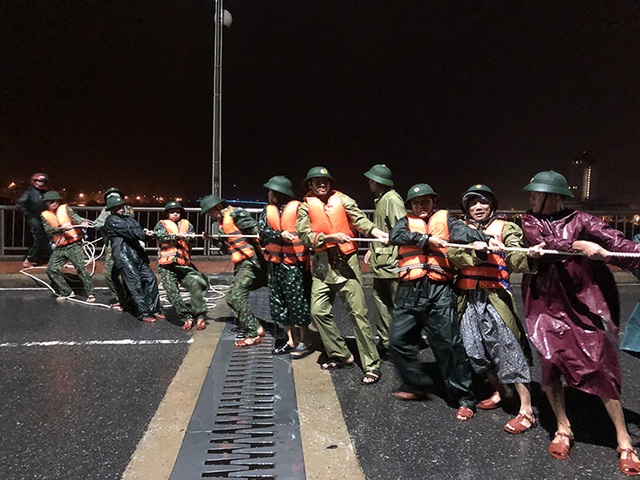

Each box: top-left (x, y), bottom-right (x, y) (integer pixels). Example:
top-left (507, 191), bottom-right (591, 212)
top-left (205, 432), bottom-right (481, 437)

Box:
top-left (2, 284), bottom-right (640, 479)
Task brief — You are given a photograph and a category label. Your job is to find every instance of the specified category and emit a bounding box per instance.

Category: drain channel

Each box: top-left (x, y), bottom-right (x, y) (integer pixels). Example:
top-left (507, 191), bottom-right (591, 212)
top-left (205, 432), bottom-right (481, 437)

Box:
top-left (171, 324), bottom-right (306, 479)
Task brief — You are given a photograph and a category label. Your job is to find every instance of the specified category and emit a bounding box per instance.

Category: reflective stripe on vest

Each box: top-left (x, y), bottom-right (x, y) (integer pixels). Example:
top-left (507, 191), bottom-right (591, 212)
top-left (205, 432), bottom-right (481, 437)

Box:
top-left (158, 219), bottom-right (191, 266)
top-left (222, 207), bottom-right (257, 264)
top-left (41, 204), bottom-right (83, 247)
top-left (265, 202), bottom-right (310, 265)
top-left (305, 191), bottom-right (357, 255)
top-left (456, 219), bottom-right (510, 291)
top-left (397, 210), bottom-right (456, 283)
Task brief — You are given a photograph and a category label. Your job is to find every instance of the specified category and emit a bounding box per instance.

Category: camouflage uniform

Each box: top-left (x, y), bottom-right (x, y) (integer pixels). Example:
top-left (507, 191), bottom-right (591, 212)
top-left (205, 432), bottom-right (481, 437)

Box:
top-left (41, 206), bottom-right (95, 297)
top-left (154, 219), bottom-right (209, 321)
top-left (222, 207), bottom-right (268, 337)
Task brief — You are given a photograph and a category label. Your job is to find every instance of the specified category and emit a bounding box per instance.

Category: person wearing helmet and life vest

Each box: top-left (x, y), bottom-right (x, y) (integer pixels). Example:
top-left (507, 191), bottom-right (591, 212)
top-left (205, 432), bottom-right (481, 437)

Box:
top-left (92, 187), bottom-right (129, 310)
top-left (201, 194), bottom-right (268, 347)
top-left (389, 182), bottom-right (496, 421)
top-left (258, 175), bottom-right (313, 358)
top-left (448, 184), bottom-right (538, 434)
top-left (521, 170), bottom-right (640, 474)
top-left (296, 166), bottom-right (388, 385)
top-left (154, 200), bottom-right (210, 331)
top-left (362, 164), bottom-right (407, 358)
top-left (103, 195), bottom-right (165, 323)
top-left (40, 190), bottom-right (96, 302)
top-left (17, 172), bottom-right (51, 267)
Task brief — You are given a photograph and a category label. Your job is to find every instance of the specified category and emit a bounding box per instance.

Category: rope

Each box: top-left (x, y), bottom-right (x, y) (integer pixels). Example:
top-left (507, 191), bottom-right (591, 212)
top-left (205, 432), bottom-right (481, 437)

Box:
top-left (445, 242), bottom-right (640, 258)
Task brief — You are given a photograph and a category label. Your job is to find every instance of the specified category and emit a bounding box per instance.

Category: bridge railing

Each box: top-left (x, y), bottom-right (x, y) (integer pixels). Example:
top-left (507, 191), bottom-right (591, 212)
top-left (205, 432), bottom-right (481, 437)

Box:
top-left (1, 205), bottom-right (639, 257)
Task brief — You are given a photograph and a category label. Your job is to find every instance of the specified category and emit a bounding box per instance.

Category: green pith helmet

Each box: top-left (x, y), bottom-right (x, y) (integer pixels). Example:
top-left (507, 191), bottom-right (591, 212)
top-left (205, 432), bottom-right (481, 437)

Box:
top-left (164, 200), bottom-right (183, 212)
top-left (523, 170), bottom-right (574, 197)
top-left (106, 195), bottom-right (127, 210)
top-left (42, 190), bottom-right (63, 202)
top-left (302, 166), bottom-right (334, 188)
top-left (104, 187), bottom-right (123, 200)
top-left (199, 194), bottom-right (225, 214)
top-left (263, 175), bottom-right (295, 198)
top-left (405, 183), bottom-right (439, 205)
top-left (364, 164), bottom-right (394, 187)
top-left (460, 184), bottom-right (498, 212)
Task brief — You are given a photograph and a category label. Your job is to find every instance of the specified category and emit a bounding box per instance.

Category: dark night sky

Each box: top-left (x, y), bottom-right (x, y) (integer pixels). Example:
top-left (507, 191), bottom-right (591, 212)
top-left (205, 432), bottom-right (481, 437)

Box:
top-left (2, 1), bottom-right (640, 209)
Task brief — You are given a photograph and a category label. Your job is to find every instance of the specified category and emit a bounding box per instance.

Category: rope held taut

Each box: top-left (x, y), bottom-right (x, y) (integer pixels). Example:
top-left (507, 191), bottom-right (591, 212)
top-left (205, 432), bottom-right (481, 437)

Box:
top-left (444, 242), bottom-right (640, 258)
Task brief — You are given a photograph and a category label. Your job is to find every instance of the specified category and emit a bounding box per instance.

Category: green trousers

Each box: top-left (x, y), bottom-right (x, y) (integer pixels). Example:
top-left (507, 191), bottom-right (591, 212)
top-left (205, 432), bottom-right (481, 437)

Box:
top-left (311, 277), bottom-right (380, 372)
top-left (226, 260), bottom-right (267, 337)
top-left (46, 242), bottom-right (95, 297)
top-left (390, 280), bottom-right (475, 409)
top-left (372, 277), bottom-right (398, 350)
top-left (160, 264), bottom-right (210, 320)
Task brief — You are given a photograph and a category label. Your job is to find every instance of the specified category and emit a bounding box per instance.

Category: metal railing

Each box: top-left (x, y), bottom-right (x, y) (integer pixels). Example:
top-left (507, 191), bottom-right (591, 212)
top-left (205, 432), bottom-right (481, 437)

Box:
top-left (1, 205), bottom-right (639, 257)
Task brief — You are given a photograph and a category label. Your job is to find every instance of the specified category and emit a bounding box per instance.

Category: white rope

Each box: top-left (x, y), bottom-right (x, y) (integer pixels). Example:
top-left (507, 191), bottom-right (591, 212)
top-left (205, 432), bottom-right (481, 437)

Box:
top-left (445, 242), bottom-right (640, 258)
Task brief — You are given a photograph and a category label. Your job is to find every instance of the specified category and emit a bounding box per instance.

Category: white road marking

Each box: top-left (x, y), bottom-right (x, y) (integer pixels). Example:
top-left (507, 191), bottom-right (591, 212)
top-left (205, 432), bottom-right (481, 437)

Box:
top-left (0, 339), bottom-right (194, 348)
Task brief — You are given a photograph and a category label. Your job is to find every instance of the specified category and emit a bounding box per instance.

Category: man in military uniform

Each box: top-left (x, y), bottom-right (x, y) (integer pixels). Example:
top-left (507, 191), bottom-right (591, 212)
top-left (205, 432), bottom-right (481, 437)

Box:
top-left (389, 183), bottom-right (493, 421)
top-left (363, 164), bottom-right (406, 357)
top-left (296, 166), bottom-right (388, 385)
top-left (40, 190), bottom-right (96, 302)
top-left (201, 195), bottom-right (267, 346)
top-left (154, 201), bottom-right (210, 331)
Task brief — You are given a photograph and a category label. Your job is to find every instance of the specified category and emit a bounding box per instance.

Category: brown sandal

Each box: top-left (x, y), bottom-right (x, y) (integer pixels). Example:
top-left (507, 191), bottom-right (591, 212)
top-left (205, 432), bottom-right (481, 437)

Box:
top-left (196, 318), bottom-right (207, 330)
top-left (182, 318), bottom-right (194, 331)
top-left (617, 447), bottom-right (640, 476)
top-left (456, 406), bottom-right (474, 422)
top-left (234, 336), bottom-right (262, 348)
top-left (549, 431), bottom-right (574, 460)
top-left (504, 413), bottom-right (537, 434)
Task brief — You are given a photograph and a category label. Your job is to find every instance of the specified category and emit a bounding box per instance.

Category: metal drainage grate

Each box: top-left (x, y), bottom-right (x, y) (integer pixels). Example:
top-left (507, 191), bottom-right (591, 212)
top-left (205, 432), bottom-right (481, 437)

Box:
top-left (171, 324), bottom-right (306, 479)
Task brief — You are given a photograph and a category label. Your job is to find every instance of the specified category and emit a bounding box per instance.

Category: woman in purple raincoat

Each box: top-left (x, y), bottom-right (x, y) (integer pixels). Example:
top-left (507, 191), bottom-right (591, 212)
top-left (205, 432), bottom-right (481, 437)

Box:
top-left (521, 171), bottom-right (640, 476)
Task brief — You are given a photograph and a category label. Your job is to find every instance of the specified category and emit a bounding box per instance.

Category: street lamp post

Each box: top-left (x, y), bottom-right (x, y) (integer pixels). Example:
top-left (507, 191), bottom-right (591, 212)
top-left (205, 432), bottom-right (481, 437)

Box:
top-left (212, 1), bottom-right (232, 197)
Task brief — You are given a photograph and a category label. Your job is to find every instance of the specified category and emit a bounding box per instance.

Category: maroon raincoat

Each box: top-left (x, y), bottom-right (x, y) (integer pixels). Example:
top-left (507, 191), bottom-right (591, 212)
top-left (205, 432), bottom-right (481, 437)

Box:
top-left (522, 209), bottom-right (640, 399)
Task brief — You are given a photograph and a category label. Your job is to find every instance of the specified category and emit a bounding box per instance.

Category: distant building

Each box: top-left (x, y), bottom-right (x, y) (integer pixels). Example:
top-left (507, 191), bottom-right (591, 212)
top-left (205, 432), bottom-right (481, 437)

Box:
top-left (568, 151), bottom-right (597, 203)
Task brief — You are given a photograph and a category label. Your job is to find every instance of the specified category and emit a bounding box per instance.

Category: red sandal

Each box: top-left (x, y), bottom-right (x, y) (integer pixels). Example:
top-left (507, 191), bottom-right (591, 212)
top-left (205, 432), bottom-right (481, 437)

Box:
top-left (617, 447), bottom-right (640, 476)
top-left (504, 413), bottom-right (537, 434)
top-left (182, 318), bottom-right (194, 331)
top-left (196, 318), bottom-right (207, 330)
top-left (549, 431), bottom-right (574, 460)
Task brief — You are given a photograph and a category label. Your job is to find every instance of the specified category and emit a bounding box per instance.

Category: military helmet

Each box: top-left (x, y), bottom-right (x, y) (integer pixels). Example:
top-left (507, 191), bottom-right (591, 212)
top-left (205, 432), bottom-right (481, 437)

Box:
top-left (199, 194), bottom-right (225, 214)
top-left (460, 184), bottom-right (498, 212)
top-left (364, 164), bottom-right (394, 187)
top-left (263, 175), bottom-right (295, 198)
top-left (302, 166), bottom-right (334, 188)
top-left (104, 187), bottom-right (123, 200)
top-left (523, 170), bottom-right (574, 197)
top-left (42, 190), bottom-right (63, 202)
top-left (164, 200), bottom-right (183, 212)
top-left (106, 195), bottom-right (127, 210)
top-left (405, 183), bottom-right (439, 205)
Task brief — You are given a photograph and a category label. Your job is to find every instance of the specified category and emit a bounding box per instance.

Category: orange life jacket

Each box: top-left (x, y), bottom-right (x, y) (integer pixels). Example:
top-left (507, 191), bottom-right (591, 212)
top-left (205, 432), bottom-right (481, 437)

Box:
top-left (397, 210), bottom-right (456, 283)
top-left (456, 219), bottom-right (510, 290)
top-left (264, 202), bottom-right (310, 266)
top-left (222, 207), bottom-right (259, 264)
top-left (305, 191), bottom-right (357, 255)
top-left (157, 219), bottom-right (191, 266)
top-left (41, 204), bottom-right (84, 247)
